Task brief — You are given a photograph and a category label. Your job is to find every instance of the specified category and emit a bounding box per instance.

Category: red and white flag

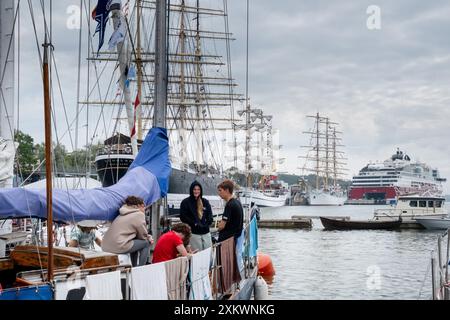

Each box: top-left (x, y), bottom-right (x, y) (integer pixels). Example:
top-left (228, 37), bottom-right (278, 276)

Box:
top-left (130, 94), bottom-right (140, 137)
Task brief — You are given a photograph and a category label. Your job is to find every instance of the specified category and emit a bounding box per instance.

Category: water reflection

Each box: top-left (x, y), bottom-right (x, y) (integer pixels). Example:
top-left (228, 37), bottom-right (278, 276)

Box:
top-left (258, 204), bottom-right (449, 299)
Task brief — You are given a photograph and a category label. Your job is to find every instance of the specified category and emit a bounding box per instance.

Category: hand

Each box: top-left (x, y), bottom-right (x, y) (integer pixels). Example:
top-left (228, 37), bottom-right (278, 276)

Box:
top-left (147, 235), bottom-right (154, 244)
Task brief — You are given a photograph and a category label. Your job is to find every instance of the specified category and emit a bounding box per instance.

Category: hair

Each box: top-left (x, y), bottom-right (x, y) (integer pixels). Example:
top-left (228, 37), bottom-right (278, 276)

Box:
top-left (171, 223), bottom-right (192, 246)
top-left (217, 179), bottom-right (234, 194)
top-left (196, 197), bottom-right (204, 220)
top-left (125, 196), bottom-right (145, 207)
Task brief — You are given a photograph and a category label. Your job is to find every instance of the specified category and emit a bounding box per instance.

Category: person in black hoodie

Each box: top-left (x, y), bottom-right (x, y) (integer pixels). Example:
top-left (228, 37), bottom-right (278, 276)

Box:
top-left (179, 181), bottom-right (213, 251)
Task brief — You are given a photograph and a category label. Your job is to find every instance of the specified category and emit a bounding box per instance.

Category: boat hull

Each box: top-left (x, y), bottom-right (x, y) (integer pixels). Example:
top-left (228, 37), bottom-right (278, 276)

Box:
top-left (320, 217), bottom-right (402, 230)
top-left (95, 154), bottom-right (223, 196)
top-left (415, 217), bottom-right (450, 230)
top-left (308, 190), bottom-right (345, 206)
top-left (238, 189), bottom-right (286, 207)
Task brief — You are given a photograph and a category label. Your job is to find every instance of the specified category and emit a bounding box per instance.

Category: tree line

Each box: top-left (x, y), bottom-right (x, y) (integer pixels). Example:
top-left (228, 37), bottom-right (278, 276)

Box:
top-left (14, 130), bottom-right (101, 180)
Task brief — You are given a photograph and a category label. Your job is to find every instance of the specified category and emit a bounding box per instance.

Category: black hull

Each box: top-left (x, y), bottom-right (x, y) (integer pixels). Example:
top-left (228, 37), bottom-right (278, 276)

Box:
top-left (320, 217), bottom-right (402, 230)
top-left (95, 157), bottom-right (133, 187)
top-left (95, 156), bottom-right (223, 196)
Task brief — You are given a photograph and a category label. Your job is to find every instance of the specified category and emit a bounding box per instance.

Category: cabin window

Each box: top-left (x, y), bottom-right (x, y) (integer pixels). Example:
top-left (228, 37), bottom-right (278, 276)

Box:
top-left (428, 201), bottom-right (434, 208)
top-left (409, 200), bottom-right (417, 207)
top-left (436, 201), bottom-right (442, 208)
top-left (419, 201), bottom-right (426, 208)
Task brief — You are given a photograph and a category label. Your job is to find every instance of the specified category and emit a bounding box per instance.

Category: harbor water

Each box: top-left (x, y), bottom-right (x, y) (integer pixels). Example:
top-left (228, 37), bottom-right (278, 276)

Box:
top-left (259, 204), bottom-right (450, 300)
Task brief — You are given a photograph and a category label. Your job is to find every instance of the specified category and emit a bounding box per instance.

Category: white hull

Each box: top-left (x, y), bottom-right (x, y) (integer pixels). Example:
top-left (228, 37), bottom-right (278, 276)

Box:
top-left (308, 190), bottom-right (345, 206)
top-left (166, 193), bottom-right (224, 214)
top-left (239, 189), bottom-right (286, 207)
top-left (415, 217), bottom-right (450, 230)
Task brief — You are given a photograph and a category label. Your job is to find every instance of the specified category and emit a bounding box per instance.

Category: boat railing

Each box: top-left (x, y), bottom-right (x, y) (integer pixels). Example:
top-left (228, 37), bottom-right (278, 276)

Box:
top-left (428, 229), bottom-right (450, 300)
top-left (374, 208), bottom-right (445, 218)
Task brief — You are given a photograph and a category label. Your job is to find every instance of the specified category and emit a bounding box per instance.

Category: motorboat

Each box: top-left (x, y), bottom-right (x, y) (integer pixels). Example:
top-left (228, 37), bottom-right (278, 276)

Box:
top-left (415, 217), bottom-right (450, 230)
top-left (373, 195), bottom-right (447, 223)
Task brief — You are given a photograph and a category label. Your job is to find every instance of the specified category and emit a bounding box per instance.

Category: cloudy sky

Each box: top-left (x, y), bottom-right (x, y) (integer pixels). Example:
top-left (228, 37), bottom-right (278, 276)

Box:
top-left (5, 0), bottom-right (450, 193)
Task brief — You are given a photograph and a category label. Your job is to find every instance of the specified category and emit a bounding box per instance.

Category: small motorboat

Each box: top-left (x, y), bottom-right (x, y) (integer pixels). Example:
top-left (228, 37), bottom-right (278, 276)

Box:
top-left (415, 217), bottom-right (450, 230)
top-left (320, 216), bottom-right (402, 231)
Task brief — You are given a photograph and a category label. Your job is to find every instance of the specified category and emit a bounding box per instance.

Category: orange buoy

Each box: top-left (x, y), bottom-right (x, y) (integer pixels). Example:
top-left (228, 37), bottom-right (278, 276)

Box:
top-left (257, 252), bottom-right (275, 277)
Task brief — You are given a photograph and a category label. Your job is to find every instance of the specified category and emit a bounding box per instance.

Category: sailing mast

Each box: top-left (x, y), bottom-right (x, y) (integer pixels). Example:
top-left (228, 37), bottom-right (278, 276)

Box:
top-left (325, 117), bottom-right (329, 190)
top-left (136, 0), bottom-right (143, 141)
top-left (194, 0), bottom-right (204, 170)
top-left (42, 35), bottom-right (53, 281)
top-left (0, 0), bottom-right (15, 188)
top-left (178, 0), bottom-right (188, 170)
top-left (110, 3), bottom-right (138, 155)
top-left (315, 113), bottom-right (319, 189)
top-left (152, 0), bottom-right (168, 241)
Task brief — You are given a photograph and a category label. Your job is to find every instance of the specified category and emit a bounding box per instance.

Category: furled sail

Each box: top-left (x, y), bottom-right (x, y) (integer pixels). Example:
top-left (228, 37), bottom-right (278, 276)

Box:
top-left (0, 127), bottom-right (171, 222)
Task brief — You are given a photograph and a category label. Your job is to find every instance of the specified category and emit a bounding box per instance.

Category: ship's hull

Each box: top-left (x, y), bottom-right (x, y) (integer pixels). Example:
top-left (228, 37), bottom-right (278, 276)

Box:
top-left (95, 153), bottom-right (222, 196)
top-left (415, 217), bottom-right (450, 230)
top-left (308, 190), bottom-right (345, 206)
top-left (238, 189), bottom-right (286, 207)
top-left (348, 185), bottom-right (442, 202)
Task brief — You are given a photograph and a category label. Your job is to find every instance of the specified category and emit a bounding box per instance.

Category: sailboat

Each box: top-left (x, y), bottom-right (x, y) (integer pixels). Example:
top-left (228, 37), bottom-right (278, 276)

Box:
top-left (236, 109), bottom-right (287, 207)
top-left (91, 0), bottom-right (244, 215)
top-left (0, 0), bottom-right (259, 301)
top-left (299, 113), bottom-right (347, 206)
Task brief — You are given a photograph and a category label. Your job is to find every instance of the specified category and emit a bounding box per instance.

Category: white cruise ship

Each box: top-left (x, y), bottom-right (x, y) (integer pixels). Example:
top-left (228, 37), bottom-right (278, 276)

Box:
top-left (348, 149), bottom-right (446, 203)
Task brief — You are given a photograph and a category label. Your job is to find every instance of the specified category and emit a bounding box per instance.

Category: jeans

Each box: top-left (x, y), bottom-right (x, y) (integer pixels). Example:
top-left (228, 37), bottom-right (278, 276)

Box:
top-left (128, 239), bottom-right (150, 267)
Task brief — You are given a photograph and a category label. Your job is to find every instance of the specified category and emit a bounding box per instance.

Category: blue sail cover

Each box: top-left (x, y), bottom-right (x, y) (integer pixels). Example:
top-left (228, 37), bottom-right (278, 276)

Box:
top-left (0, 127), bottom-right (171, 222)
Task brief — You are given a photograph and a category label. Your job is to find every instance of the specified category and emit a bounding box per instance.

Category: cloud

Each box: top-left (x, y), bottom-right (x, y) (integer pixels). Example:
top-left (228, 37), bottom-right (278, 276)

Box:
top-left (9, 0), bottom-right (450, 193)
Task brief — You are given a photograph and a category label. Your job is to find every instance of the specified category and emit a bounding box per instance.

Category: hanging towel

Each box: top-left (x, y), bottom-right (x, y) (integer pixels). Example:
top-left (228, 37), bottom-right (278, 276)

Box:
top-left (54, 278), bottom-right (86, 300)
top-left (218, 237), bottom-right (241, 294)
top-left (84, 270), bottom-right (122, 300)
top-left (189, 247), bottom-right (212, 300)
top-left (235, 229), bottom-right (245, 272)
top-left (131, 262), bottom-right (168, 300)
top-left (165, 256), bottom-right (189, 300)
top-left (249, 216), bottom-right (258, 257)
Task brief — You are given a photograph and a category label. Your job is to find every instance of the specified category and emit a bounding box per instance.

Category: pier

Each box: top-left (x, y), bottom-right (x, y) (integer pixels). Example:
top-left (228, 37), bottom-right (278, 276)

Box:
top-left (258, 217), bottom-right (312, 229)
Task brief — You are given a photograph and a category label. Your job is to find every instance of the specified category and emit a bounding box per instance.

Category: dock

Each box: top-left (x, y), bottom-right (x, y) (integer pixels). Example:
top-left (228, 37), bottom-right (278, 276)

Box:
top-left (292, 215), bottom-right (350, 221)
top-left (258, 217), bottom-right (312, 229)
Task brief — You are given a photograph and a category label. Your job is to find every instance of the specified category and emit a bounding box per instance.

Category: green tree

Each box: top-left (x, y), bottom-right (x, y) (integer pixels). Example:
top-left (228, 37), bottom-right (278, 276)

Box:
top-left (14, 130), bottom-right (38, 176)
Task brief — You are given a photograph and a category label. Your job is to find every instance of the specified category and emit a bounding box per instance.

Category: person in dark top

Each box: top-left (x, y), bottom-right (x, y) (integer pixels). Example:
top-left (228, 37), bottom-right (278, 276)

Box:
top-left (217, 179), bottom-right (243, 242)
top-left (179, 181), bottom-right (213, 251)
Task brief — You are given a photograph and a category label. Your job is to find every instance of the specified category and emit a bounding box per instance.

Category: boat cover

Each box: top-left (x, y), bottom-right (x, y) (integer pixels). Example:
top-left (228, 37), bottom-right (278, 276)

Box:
top-left (0, 127), bottom-right (171, 222)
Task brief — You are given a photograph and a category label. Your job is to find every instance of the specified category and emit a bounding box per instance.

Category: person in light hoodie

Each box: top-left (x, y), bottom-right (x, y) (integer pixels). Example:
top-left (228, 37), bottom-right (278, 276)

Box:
top-left (102, 196), bottom-right (153, 266)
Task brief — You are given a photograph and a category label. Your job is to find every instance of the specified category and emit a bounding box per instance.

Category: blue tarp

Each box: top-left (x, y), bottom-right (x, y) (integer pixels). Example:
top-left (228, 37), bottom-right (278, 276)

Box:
top-left (0, 127), bottom-right (171, 222)
top-left (0, 284), bottom-right (53, 300)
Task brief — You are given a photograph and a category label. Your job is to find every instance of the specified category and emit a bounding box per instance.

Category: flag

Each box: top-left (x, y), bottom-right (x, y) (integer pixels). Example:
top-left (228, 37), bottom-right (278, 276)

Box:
top-left (92, 0), bottom-right (110, 52)
top-left (131, 94), bottom-right (140, 137)
top-left (108, 14), bottom-right (126, 51)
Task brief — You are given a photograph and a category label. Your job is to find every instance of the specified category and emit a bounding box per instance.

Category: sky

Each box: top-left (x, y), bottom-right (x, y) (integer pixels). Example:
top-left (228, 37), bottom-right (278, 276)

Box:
top-left (4, 0), bottom-right (450, 194)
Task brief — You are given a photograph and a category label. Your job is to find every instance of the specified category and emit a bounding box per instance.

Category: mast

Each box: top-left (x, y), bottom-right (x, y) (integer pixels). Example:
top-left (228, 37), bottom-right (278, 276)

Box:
top-left (325, 117), bottom-right (329, 190)
top-left (194, 0), bottom-right (204, 170)
top-left (178, 0), bottom-right (188, 170)
top-left (110, 3), bottom-right (138, 155)
top-left (245, 0), bottom-right (251, 188)
top-left (153, 0), bottom-right (167, 128)
top-left (315, 113), bottom-right (319, 189)
top-left (333, 127), bottom-right (337, 188)
top-left (0, 0), bottom-right (15, 188)
top-left (42, 35), bottom-right (53, 282)
top-left (136, 0), bottom-right (143, 140)
top-left (152, 0), bottom-right (168, 242)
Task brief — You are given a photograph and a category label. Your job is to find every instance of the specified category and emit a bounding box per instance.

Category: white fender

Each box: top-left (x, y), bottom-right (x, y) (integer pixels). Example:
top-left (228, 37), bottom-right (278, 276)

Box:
top-left (254, 276), bottom-right (269, 300)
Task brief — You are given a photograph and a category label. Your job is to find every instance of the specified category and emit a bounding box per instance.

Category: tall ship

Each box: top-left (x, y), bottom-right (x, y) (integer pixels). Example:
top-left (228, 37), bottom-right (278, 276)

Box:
top-left (299, 113), bottom-right (347, 206)
top-left (91, 0), bottom-right (244, 212)
top-left (348, 148), bottom-right (446, 204)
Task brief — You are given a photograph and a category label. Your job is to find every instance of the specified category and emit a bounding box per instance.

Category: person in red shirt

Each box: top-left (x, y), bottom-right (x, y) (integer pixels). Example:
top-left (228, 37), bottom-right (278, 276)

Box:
top-left (152, 223), bottom-right (192, 263)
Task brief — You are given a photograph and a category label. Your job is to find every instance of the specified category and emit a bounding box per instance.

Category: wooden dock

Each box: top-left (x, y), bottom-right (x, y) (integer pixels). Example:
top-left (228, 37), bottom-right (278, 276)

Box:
top-left (292, 215), bottom-right (350, 221)
top-left (258, 217), bottom-right (312, 229)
